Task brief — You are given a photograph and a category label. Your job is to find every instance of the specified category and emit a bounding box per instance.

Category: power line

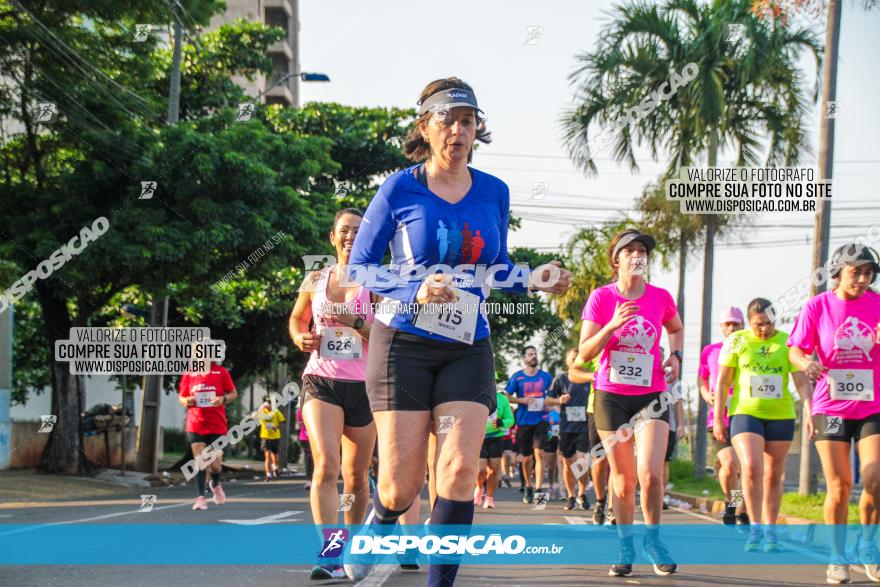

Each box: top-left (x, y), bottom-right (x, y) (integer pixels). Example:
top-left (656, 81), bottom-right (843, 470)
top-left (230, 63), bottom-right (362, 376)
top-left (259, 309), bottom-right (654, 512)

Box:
top-left (479, 151), bottom-right (880, 165)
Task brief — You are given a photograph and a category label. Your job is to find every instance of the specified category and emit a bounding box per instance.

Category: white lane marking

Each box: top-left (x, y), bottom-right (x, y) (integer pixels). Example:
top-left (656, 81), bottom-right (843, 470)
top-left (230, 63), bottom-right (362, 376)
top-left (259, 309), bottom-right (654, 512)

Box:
top-left (355, 564), bottom-right (397, 587)
top-left (0, 485), bottom-right (293, 536)
top-left (218, 510), bottom-right (302, 525)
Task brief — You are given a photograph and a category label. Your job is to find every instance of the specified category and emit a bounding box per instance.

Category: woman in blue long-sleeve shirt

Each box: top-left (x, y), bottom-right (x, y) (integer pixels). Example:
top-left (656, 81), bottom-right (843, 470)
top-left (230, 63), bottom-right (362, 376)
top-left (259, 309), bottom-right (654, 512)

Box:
top-left (345, 77), bottom-right (570, 586)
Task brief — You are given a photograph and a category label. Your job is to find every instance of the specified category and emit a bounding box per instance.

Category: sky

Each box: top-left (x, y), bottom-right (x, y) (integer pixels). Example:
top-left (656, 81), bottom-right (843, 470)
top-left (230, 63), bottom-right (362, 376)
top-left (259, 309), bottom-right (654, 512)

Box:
top-left (296, 0), bottom-right (880, 383)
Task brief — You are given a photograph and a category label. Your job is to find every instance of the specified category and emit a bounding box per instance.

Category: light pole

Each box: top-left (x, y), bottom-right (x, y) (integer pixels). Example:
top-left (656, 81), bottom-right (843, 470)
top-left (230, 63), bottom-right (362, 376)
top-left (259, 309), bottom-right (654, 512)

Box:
top-left (256, 71), bottom-right (330, 102)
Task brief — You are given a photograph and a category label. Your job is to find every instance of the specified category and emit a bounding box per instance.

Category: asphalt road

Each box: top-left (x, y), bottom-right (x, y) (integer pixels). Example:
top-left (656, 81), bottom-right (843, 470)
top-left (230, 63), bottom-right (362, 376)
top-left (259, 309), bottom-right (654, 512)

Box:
top-left (0, 475), bottom-right (860, 586)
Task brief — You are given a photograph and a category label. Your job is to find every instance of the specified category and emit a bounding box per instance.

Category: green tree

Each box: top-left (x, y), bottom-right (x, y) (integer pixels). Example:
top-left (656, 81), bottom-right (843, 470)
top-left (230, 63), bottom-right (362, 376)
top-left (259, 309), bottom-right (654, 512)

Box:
top-left (561, 0), bottom-right (820, 475)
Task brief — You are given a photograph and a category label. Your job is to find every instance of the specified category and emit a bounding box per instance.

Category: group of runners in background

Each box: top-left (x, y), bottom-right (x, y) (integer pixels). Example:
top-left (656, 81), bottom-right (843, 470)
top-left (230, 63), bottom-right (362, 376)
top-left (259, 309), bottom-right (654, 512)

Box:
top-left (174, 76), bottom-right (880, 586)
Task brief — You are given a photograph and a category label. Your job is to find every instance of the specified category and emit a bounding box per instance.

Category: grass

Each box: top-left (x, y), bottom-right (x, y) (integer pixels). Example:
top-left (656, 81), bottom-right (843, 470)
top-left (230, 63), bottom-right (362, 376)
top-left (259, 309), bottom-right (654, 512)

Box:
top-left (667, 459), bottom-right (860, 523)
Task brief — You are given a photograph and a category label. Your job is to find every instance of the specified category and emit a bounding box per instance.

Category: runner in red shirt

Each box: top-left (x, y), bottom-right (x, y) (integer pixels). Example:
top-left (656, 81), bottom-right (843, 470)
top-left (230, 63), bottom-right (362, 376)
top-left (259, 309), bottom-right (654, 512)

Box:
top-left (178, 361), bottom-right (237, 510)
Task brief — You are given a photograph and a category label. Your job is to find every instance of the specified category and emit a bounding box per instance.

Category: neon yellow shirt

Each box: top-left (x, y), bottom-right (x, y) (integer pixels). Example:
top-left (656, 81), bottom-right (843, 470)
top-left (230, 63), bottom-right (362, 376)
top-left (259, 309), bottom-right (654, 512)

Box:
top-left (719, 329), bottom-right (798, 420)
top-left (259, 408), bottom-right (285, 439)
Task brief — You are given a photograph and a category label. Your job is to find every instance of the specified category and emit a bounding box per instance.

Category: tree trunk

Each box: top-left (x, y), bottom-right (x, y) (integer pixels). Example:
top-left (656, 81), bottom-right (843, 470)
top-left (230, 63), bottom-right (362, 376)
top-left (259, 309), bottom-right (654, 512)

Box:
top-left (800, 0), bottom-right (841, 497)
top-left (693, 129), bottom-right (719, 478)
top-left (36, 282), bottom-right (88, 475)
top-left (677, 233), bottom-right (686, 324)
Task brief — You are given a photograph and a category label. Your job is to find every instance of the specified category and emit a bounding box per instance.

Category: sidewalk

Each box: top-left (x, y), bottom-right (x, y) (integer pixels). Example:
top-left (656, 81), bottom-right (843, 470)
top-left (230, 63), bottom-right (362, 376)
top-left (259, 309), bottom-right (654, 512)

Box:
top-left (0, 470), bottom-right (142, 503)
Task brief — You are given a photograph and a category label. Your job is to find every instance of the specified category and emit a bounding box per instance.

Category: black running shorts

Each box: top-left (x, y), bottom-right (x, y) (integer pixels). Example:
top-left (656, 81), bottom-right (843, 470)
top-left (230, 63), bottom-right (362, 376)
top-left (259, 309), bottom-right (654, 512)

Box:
top-left (593, 389), bottom-right (670, 431)
top-left (302, 374), bottom-right (373, 428)
top-left (812, 412), bottom-right (880, 443)
top-left (365, 321), bottom-right (496, 412)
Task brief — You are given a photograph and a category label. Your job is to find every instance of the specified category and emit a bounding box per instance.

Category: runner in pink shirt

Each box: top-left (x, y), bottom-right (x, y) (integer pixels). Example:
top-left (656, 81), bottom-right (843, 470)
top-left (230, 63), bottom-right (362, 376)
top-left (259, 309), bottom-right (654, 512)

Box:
top-left (788, 243), bottom-right (880, 584)
top-left (698, 306), bottom-right (745, 526)
top-left (578, 229), bottom-right (684, 578)
top-left (289, 208), bottom-right (377, 581)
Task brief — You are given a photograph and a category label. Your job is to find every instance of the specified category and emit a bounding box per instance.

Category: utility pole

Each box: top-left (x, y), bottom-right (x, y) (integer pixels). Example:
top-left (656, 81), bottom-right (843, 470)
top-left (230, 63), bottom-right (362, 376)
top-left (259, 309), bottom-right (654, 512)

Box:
top-left (0, 307), bottom-right (12, 470)
top-left (800, 0), bottom-right (841, 496)
top-left (136, 14), bottom-right (181, 475)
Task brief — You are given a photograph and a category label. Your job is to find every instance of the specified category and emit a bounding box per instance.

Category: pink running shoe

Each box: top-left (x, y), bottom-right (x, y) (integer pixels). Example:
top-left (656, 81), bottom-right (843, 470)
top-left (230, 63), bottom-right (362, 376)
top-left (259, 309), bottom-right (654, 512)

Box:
top-left (211, 483), bottom-right (226, 505)
top-left (483, 496), bottom-right (495, 509)
top-left (192, 495), bottom-right (208, 510)
top-left (474, 486), bottom-right (483, 506)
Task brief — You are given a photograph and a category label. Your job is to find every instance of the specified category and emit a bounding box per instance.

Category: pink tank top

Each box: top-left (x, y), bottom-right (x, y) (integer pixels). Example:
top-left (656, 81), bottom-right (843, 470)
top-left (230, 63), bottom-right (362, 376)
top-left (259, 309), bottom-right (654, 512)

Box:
top-left (302, 266), bottom-right (373, 381)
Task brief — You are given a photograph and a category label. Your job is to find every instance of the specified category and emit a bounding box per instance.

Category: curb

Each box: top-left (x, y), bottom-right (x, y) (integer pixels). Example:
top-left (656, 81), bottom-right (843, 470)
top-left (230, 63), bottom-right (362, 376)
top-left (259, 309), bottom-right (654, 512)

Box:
top-left (668, 491), bottom-right (816, 525)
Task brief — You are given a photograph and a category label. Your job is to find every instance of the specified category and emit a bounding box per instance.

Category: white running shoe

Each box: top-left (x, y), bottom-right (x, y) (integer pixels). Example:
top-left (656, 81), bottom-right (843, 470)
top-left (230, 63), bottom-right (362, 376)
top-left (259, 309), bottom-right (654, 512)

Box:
top-left (344, 509), bottom-right (377, 580)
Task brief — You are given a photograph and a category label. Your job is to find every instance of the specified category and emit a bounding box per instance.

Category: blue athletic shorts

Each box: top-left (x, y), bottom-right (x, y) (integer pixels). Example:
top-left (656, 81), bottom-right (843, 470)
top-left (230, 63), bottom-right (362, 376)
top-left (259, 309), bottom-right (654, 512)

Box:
top-left (729, 414), bottom-right (795, 442)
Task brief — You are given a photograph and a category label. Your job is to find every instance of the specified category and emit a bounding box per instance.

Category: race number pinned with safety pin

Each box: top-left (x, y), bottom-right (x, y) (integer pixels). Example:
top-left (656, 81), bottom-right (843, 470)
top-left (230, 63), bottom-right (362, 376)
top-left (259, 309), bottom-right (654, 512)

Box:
top-left (194, 390), bottom-right (216, 408)
top-left (412, 287), bottom-right (479, 344)
top-left (749, 375), bottom-right (783, 399)
top-left (609, 351), bottom-right (653, 386)
top-left (828, 369), bottom-right (874, 401)
top-left (319, 327), bottom-right (362, 360)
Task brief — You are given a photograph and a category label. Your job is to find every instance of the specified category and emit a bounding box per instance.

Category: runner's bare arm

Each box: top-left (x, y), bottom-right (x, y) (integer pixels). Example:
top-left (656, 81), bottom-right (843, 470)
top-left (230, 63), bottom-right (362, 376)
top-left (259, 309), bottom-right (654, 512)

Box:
top-left (568, 361), bottom-right (594, 384)
top-left (290, 276), bottom-right (320, 352)
top-left (713, 366), bottom-right (735, 441)
top-left (789, 346), bottom-right (826, 381)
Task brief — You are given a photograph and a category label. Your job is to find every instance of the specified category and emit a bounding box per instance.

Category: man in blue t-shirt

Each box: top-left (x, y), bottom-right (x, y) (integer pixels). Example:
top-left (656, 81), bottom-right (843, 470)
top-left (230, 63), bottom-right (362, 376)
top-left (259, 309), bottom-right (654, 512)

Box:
top-left (547, 348), bottom-right (592, 510)
top-left (506, 345), bottom-right (553, 505)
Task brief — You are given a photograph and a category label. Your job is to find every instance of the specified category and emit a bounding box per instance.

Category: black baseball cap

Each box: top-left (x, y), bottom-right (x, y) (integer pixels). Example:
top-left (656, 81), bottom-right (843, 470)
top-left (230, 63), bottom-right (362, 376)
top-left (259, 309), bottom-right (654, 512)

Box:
top-left (830, 243), bottom-right (880, 278)
top-left (612, 230), bottom-right (656, 260)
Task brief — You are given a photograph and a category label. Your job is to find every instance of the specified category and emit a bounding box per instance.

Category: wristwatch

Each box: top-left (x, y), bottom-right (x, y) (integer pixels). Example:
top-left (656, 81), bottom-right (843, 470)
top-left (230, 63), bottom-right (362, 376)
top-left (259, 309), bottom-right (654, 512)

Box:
top-left (671, 350), bottom-right (684, 363)
top-left (353, 317), bottom-right (365, 330)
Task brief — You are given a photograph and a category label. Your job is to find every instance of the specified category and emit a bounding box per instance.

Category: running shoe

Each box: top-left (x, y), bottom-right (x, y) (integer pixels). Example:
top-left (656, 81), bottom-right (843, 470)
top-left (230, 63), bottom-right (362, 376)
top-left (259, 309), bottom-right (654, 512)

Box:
top-left (264, 475), bottom-right (271, 482)
top-left (662, 494), bottom-right (670, 510)
top-left (211, 483), bottom-right (226, 505)
top-left (310, 565), bottom-right (345, 580)
top-left (592, 501), bottom-right (606, 526)
top-left (192, 495), bottom-right (208, 510)
top-left (474, 486), bottom-right (483, 506)
top-left (605, 510), bottom-right (617, 526)
top-left (722, 505), bottom-right (737, 526)
top-left (344, 509), bottom-right (376, 580)
top-left (578, 494), bottom-right (590, 510)
top-left (483, 496), bottom-right (495, 509)
top-left (502, 477), bottom-right (512, 488)
top-left (524, 487), bottom-right (534, 504)
top-left (563, 496), bottom-right (577, 510)
top-left (763, 529), bottom-right (780, 552)
top-left (736, 512), bottom-right (750, 534)
top-left (826, 561), bottom-right (851, 584)
top-left (744, 527), bottom-right (762, 552)
top-left (857, 543), bottom-right (880, 582)
top-left (305, 481), bottom-right (311, 491)
top-left (608, 542), bottom-right (635, 577)
top-left (643, 538), bottom-right (677, 576)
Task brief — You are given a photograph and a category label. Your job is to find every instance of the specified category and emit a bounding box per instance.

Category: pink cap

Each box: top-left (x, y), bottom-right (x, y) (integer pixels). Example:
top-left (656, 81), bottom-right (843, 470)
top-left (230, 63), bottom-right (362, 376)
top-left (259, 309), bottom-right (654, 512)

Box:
top-left (718, 306), bottom-right (744, 324)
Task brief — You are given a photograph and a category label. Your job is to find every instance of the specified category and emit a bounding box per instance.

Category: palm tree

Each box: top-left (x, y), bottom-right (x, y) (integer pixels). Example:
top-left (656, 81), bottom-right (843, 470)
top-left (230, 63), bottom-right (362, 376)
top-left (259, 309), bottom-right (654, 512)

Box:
top-left (561, 0), bottom-right (821, 476)
top-left (752, 0), bottom-right (876, 495)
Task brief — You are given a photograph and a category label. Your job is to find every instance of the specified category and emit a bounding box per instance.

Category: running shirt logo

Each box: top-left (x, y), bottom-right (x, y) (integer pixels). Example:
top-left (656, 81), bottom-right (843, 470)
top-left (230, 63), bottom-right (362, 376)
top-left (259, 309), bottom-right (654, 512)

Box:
top-left (834, 317), bottom-right (875, 362)
top-left (436, 220), bottom-right (486, 265)
top-left (319, 528), bottom-right (349, 558)
top-left (825, 416), bottom-right (843, 435)
top-left (617, 316), bottom-right (657, 353)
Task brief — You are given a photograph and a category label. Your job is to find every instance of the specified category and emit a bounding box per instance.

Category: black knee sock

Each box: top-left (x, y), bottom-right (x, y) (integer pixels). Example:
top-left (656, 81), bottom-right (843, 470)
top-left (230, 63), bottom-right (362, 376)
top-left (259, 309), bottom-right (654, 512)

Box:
top-left (371, 492), bottom-right (410, 526)
top-left (427, 497), bottom-right (474, 587)
top-left (210, 471), bottom-right (222, 487)
top-left (196, 470), bottom-right (206, 496)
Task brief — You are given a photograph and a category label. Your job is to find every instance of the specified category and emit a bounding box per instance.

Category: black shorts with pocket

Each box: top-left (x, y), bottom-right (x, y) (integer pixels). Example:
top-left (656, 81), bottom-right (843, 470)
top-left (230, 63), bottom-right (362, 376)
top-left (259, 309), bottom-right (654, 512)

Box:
top-left (260, 438), bottom-right (280, 453)
top-left (365, 321), bottom-right (496, 412)
top-left (588, 414), bottom-right (601, 449)
top-left (480, 436), bottom-right (505, 459)
top-left (559, 431), bottom-right (589, 458)
top-left (516, 422), bottom-right (549, 456)
top-left (593, 389), bottom-right (670, 431)
top-left (302, 374), bottom-right (373, 428)
top-left (813, 412), bottom-right (880, 443)
top-left (187, 432), bottom-right (224, 445)
top-left (665, 431), bottom-right (677, 462)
